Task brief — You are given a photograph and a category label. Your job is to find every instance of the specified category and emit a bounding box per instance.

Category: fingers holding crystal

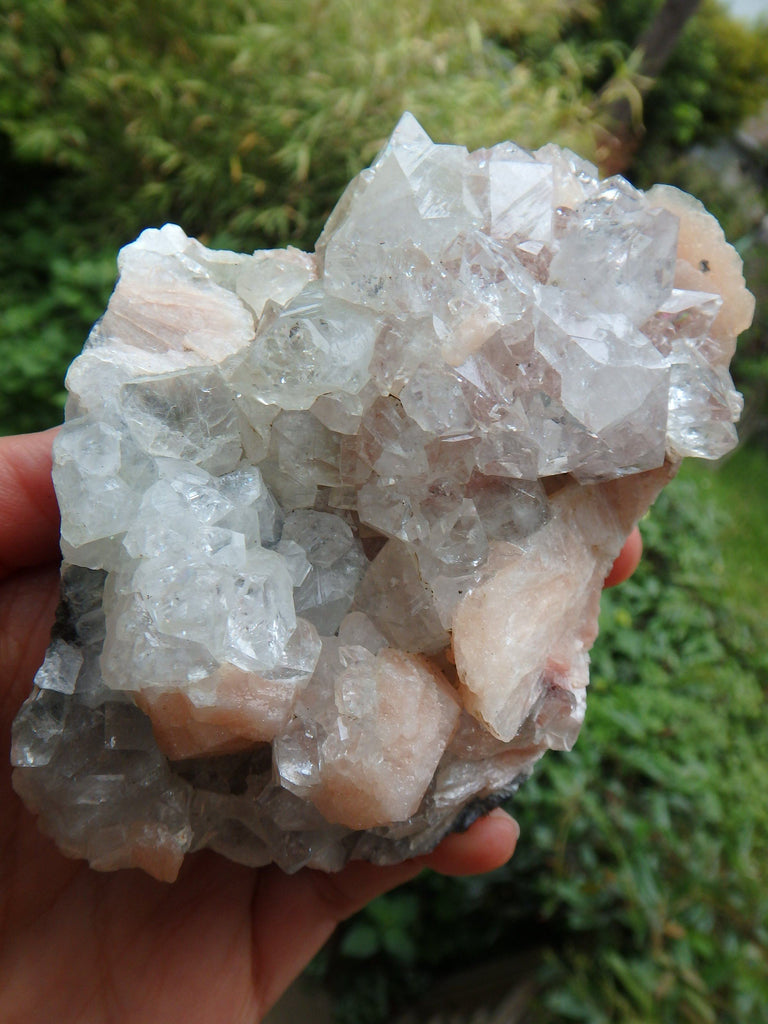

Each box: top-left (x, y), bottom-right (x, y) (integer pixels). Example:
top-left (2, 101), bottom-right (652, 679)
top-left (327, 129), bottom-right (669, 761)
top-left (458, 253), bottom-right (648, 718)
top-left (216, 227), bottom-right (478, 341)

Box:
top-left (252, 809), bottom-right (519, 1017)
top-left (417, 808), bottom-right (520, 876)
top-left (0, 429), bottom-right (60, 579)
top-left (604, 526), bottom-right (643, 588)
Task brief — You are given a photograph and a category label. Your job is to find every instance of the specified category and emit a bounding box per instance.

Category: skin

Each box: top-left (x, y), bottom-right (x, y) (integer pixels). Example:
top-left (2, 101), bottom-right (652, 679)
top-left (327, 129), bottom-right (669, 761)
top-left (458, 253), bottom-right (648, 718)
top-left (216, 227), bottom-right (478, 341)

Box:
top-left (0, 429), bottom-right (639, 1023)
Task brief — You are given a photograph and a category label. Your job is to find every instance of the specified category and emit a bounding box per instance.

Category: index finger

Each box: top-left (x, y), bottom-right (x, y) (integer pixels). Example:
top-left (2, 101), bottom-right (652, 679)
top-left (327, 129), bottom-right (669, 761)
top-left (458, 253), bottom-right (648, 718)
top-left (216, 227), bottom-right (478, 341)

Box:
top-left (604, 526), bottom-right (643, 588)
top-left (0, 428), bottom-right (61, 579)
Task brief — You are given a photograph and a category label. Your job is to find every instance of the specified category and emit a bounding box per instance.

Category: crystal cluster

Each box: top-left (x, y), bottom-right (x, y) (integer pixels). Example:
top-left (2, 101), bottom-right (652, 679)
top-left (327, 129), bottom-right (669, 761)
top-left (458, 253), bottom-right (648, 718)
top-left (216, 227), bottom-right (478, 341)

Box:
top-left (12, 114), bottom-right (752, 881)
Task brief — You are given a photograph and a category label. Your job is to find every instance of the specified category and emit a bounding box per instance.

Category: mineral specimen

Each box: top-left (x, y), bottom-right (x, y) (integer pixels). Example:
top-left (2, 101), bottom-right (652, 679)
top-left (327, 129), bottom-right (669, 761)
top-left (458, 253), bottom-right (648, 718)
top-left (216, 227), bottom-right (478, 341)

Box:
top-left (11, 114), bottom-right (752, 882)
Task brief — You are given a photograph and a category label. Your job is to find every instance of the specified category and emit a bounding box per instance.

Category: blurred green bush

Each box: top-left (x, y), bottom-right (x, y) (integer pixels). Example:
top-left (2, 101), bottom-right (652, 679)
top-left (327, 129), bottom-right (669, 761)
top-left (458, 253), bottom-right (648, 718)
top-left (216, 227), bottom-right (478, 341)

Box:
top-left (0, 0), bottom-right (597, 431)
top-left (1, 0), bottom-right (767, 432)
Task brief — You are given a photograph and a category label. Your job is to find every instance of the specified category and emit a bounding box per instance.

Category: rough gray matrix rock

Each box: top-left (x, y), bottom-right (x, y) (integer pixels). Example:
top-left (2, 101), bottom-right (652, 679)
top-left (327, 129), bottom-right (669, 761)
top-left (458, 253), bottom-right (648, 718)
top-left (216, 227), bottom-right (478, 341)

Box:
top-left (11, 114), bottom-right (753, 881)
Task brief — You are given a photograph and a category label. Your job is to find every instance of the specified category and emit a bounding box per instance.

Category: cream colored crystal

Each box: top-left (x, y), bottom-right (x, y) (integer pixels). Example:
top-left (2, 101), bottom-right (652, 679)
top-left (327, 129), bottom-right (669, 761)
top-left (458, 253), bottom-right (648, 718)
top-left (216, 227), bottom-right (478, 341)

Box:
top-left (648, 184), bottom-right (755, 363)
top-left (303, 649), bottom-right (460, 830)
top-left (453, 465), bottom-right (674, 741)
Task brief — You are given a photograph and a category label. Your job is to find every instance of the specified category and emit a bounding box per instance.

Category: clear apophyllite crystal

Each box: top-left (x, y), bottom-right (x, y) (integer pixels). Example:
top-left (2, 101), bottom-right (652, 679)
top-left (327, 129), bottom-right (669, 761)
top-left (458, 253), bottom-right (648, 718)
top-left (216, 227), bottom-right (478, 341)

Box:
top-left (11, 114), bottom-right (752, 881)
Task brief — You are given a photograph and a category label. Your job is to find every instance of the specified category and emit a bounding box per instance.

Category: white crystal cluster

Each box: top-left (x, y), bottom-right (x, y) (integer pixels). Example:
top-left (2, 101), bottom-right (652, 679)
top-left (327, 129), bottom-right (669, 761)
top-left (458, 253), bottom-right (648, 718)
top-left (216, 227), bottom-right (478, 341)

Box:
top-left (12, 115), bottom-right (751, 881)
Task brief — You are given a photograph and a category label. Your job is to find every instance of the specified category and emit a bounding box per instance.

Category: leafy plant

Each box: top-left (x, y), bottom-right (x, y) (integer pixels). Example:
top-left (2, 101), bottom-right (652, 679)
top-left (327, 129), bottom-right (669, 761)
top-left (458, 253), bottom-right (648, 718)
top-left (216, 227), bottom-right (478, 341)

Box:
top-left (0, 0), bottom-right (599, 251)
top-left (2, 0), bottom-right (766, 434)
top-left (0, 199), bottom-right (116, 431)
top-left (0, 0), bottom-right (600, 434)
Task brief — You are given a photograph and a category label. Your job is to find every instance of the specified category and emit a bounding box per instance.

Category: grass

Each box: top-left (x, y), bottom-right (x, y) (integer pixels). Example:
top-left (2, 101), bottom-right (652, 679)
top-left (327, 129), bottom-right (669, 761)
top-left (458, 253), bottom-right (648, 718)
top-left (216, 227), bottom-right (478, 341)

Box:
top-left (680, 443), bottom-right (768, 627)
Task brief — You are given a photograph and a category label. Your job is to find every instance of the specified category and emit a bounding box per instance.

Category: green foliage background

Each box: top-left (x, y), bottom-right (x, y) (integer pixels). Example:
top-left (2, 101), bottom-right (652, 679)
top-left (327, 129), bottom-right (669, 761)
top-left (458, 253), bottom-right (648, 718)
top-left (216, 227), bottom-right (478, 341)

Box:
top-left (1, 0), bottom-right (767, 1020)
top-left (0, 0), bottom-right (601, 431)
top-left (3, 0), bottom-right (767, 433)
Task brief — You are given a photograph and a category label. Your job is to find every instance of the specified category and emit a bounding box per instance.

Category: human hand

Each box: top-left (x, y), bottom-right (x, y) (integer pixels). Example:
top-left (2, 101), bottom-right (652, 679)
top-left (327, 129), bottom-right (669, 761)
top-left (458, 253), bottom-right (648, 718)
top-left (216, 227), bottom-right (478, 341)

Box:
top-left (0, 429), bottom-right (639, 1023)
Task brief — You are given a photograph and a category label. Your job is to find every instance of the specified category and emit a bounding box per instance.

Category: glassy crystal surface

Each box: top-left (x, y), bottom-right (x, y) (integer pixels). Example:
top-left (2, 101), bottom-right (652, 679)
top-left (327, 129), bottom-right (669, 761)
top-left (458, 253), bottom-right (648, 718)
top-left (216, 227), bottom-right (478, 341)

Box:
top-left (12, 114), bottom-right (752, 881)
